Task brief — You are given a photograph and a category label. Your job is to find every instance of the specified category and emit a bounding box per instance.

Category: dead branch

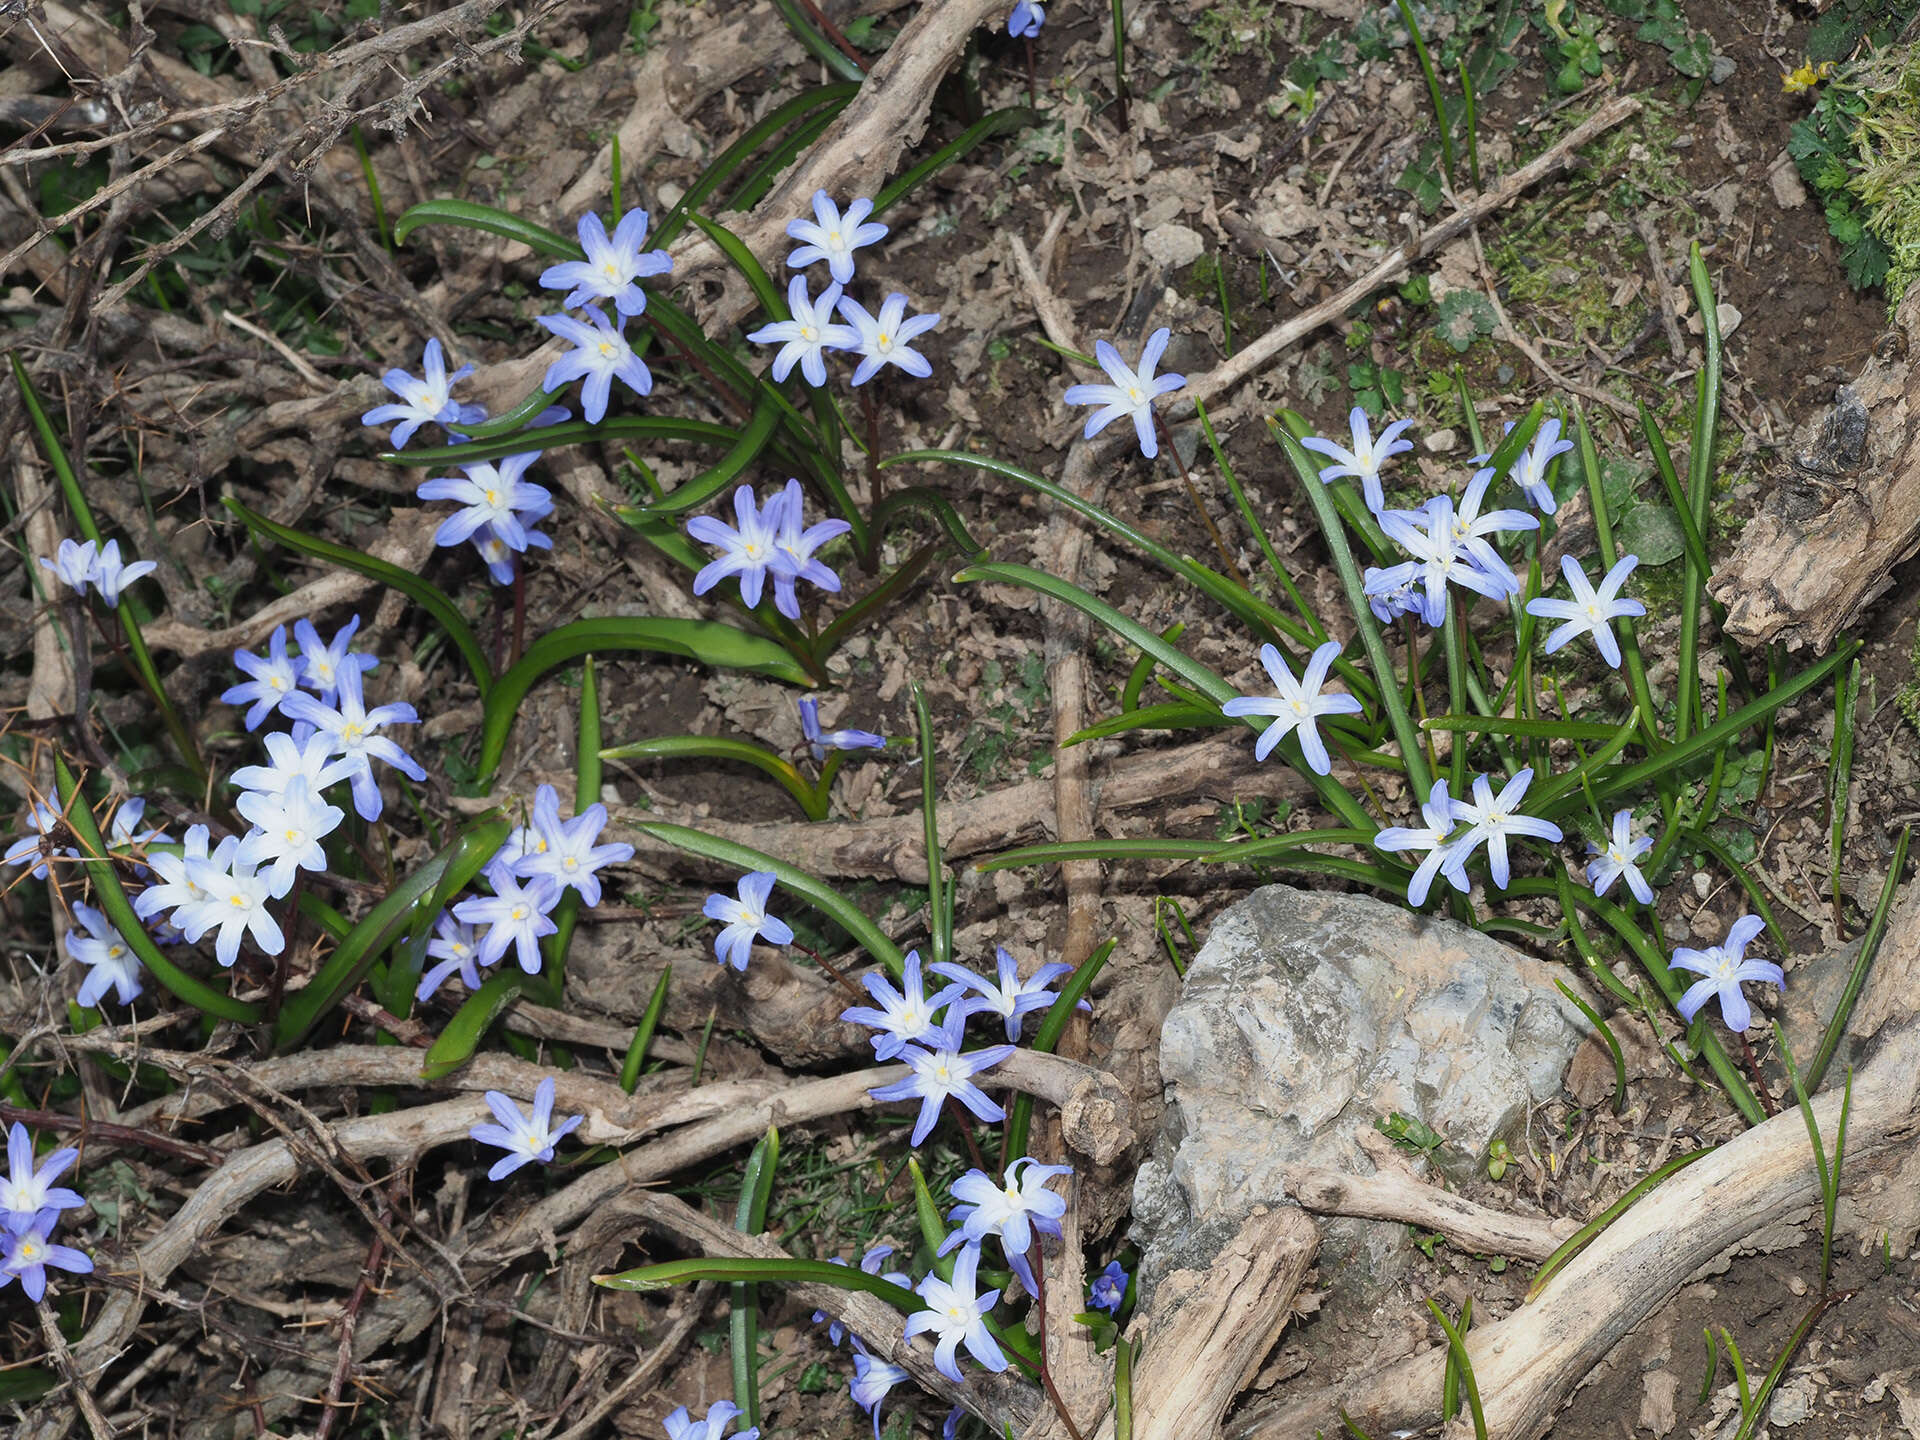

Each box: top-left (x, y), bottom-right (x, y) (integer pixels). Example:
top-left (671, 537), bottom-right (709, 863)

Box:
top-left (1170, 94), bottom-right (1643, 423)
top-left (1232, 1015), bottom-right (1920, 1440)
top-left (1285, 1164), bottom-right (1577, 1262)
top-left (1105, 1207), bottom-right (1320, 1440)
top-left (600, 732), bottom-right (1310, 883)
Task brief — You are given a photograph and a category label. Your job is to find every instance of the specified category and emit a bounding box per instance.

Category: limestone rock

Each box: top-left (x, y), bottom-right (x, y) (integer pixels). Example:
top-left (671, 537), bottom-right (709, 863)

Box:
top-left (1131, 884), bottom-right (1592, 1312)
top-left (1142, 222), bottom-right (1204, 271)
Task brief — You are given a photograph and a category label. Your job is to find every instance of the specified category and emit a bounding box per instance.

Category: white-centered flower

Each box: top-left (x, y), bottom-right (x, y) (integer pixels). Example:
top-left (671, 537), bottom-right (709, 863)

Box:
top-left (1061, 328), bottom-right (1187, 459)
top-left (1525, 553), bottom-right (1648, 668)
top-left (235, 776), bottom-right (344, 899)
top-left (785, 190), bottom-right (888, 284)
top-left (1300, 406), bottom-right (1416, 514)
top-left (1220, 640), bottom-right (1364, 775)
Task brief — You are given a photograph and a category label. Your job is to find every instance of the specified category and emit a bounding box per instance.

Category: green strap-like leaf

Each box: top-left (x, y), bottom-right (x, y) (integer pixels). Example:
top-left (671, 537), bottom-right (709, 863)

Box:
top-left (639, 821), bottom-right (905, 978)
top-left (388, 415), bottom-right (738, 468)
top-left (873, 107), bottom-right (1039, 215)
top-left (595, 1256), bottom-right (921, 1309)
top-left (394, 198), bottom-right (582, 260)
top-left (688, 213), bottom-right (787, 323)
top-left (422, 968), bottom-right (528, 1080)
top-left (225, 497), bottom-right (494, 700)
top-left (601, 735), bottom-right (824, 820)
top-left (478, 619), bottom-right (812, 781)
top-left (274, 814), bottom-right (511, 1050)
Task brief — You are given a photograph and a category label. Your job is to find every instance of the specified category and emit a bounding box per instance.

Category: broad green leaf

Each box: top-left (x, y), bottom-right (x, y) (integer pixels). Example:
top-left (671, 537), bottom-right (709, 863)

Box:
top-left (601, 735), bottom-right (823, 819)
top-left (422, 968), bottom-right (527, 1080)
top-left (478, 618), bottom-right (812, 781)
top-left (389, 415), bottom-right (737, 468)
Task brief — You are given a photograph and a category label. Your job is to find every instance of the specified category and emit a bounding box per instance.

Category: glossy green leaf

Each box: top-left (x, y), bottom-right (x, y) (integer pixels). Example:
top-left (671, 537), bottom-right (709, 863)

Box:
top-left (388, 415), bottom-right (737, 468)
top-left (977, 838), bottom-right (1226, 871)
top-left (689, 213), bottom-right (787, 323)
top-left (601, 735), bottom-right (823, 819)
top-left (620, 965), bottom-right (673, 1093)
top-left (275, 814), bottom-right (511, 1049)
top-left (1421, 714), bottom-right (1626, 740)
top-left (422, 968), bottom-right (527, 1080)
top-left (1809, 826), bottom-right (1909, 1093)
top-left (731, 1126), bottom-right (779, 1425)
top-left (478, 619), bottom-right (812, 780)
top-left (873, 107), bottom-right (1038, 214)
top-left (54, 757), bottom-right (262, 1025)
top-left (1525, 1147), bottom-right (1715, 1300)
top-left (225, 497), bottom-right (493, 700)
top-left (639, 822), bottom-right (905, 978)
top-left (394, 198), bottom-right (581, 260)
top-left (653, 84), bottom-right (859, 248)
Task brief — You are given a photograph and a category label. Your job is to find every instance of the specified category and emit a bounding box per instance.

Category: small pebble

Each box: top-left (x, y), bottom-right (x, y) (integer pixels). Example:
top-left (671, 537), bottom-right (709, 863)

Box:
top-left (1424, 428), bottom-right (1457, 454)
top-left (1692, 871), bottom-right (1711, 899)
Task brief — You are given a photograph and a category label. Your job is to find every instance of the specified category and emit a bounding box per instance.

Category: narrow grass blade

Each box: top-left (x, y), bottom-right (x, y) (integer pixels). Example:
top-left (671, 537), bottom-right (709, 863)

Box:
top-left (54, 757), bottom-right (262, 1025)
top-left (689, 213), bottom-right (787, 322)
top-left (1687, 827), bottom-right (1788, 956)
top-left (619, 966), bottom-right (673, 1093)
top-left (1829, 656), bottom-right (1860, 929)
top-left (1397, 0), bottom-right (1457, 187)
top-left (650, 84), bottom-right (858, 248)
top-left (225, 497), bottom-right (493, 699)
top-left (1679, 243), bottom-right (1722, 744)
top-left (1122, 623), bottom-right (1185, 710)
top-left (731, 1126), bottom-right (780, 1426)
top-left (1525, 1147), bottom-right (1716, 1300)
top-left (892, 448), bottom-right (1375, 702)
top-left (1067, 702), bottom-right (1230, 745)
top-left (602, 736), bottom-right (823, 820)
top-left (978, 838), bottom-right (1227, 871)
top-left (1637, 401), bottom-right (1710, 575)
top-left (1772, 1025), bottom-right (1838, 1292)
top-left (1003, 939), bottom-right (1115, 1162)
top-left (392, 415), bottom-right (737, 468)
top-left (1426, 1299), bottom-right (1485, 1439)
top-left (1196, 399), bottom-right (1324, 637)
top-left (1573, 402), bottom-right (1663, 752)
top-left (874, 107), bottom-right (1038, 214)
top-left (1808, 826), bottom-right (1909, 1093)
top-left (1509, 878), bottom-right (1762, 1124)
top-left (394, 199), bottom-right (579, 259)
top-left (639, 822), bottom-right (905, 978)
top-left (478, 618), bottom-right (811, 781)
top-left (768, 0), bottom-right (866, 81)
top-left (907, 1156), bottom-right (950, 1262)
top-left (1423, 714), bottom-right (1626, 741)
top-left (1270, 421), bottom-right (1432, 803)
top-left (913, 684), bottom-right (950, 968)
top-left (537, 655), bottom-right (603, 1003)
top-left (1556, 642), bottom-right (1858, 818)
top-left (724, 109), bottom-right (842, 214)
top-left (1556, 979), bottom-right (1626, 1114)
top-left (1699, 1328), bottom-right (1720, 1407)
top-left (955, 561), bottom-right (1379, 832)
top-left (1115, 1337), bottom-right (1134, 1440)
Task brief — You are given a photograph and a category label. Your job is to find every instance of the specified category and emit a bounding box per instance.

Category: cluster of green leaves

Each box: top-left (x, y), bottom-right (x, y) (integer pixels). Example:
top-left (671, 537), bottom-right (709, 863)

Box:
top-left (1789, 77), bottom-right (1892, 292)
top-left (922, 248), bottom-right (1896, 1136)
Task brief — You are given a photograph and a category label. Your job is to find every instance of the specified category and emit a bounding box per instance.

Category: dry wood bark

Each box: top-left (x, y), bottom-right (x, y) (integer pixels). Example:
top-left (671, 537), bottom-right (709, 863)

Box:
top-left (1712, 286), bottom-right (1920, 650)
top-left (1231, 1015), bottom-right (1920, 1440)
top-left (1286, 1164), bottom-right (1577, 1262)
top-left (1107, 1206), bottom-right (1320, 1440)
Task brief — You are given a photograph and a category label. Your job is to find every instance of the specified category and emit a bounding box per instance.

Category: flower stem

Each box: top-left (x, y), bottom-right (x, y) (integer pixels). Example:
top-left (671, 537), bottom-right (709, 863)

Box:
top-left (511, 564), bottom-right (528, 668)
top-left (1152, 411), bottom-right (1244, 585)
top-left (1024, 36), bottom-right (1038, 109)
top-left (945, 1097), bottom-right (989, 1174)
top-left (1028, 1235), bottom-right (1088, 1440)
top-left (1739, 1030), bottom-right (1778, 1118)
top-left (790, 939), bottom-right (865, 1005)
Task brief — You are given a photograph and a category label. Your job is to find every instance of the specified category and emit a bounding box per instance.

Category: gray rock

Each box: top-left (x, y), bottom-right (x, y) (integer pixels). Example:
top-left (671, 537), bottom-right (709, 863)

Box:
top-left (1131, 884), bottom-right (1592, 1310)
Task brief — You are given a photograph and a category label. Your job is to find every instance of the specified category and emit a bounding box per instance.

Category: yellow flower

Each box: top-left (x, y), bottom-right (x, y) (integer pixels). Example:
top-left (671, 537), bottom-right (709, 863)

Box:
top-left (1782, 60), bottom-right (1834, 94)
